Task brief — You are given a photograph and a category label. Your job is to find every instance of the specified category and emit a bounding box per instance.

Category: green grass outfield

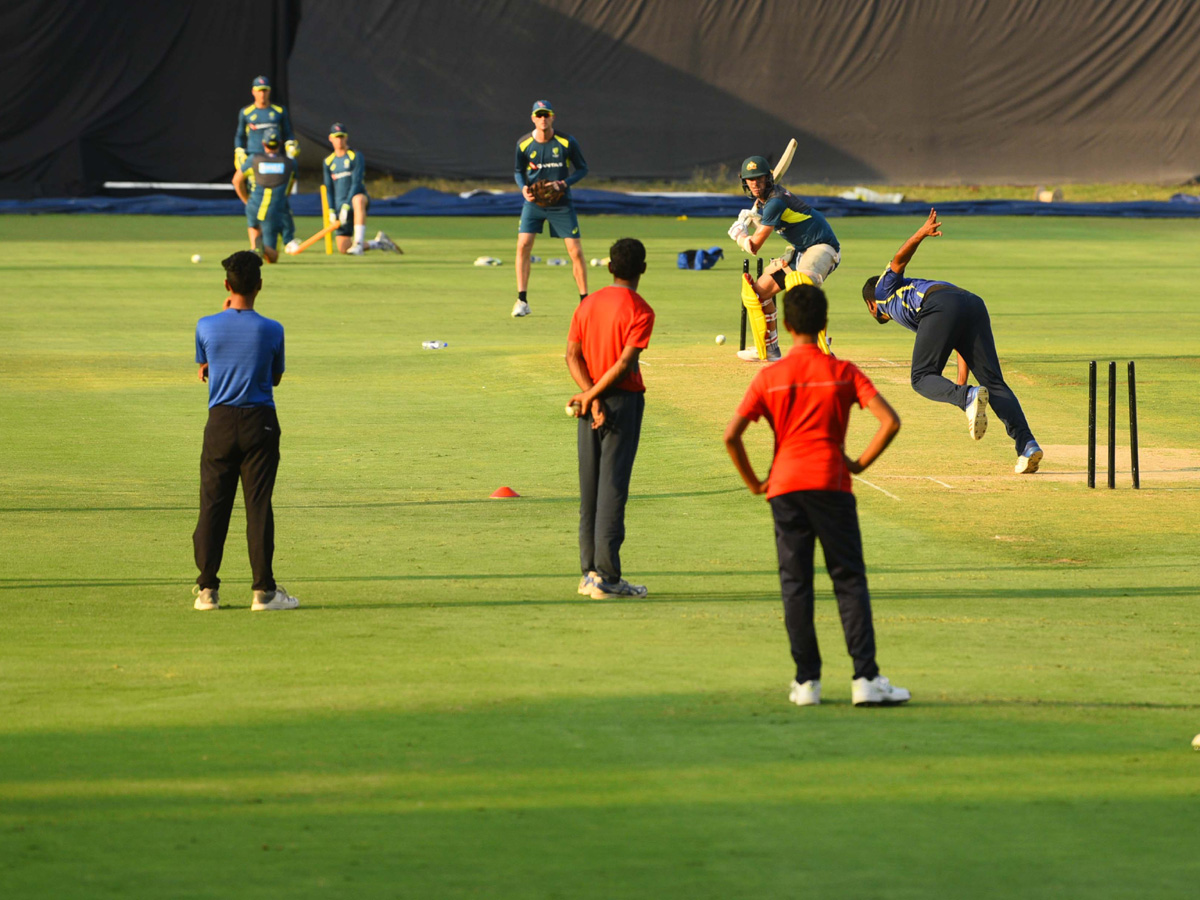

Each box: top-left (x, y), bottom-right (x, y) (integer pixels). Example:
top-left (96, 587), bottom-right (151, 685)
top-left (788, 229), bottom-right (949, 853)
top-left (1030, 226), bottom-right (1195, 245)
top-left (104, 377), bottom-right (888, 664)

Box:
top-left (1, 213), bottom-right (1198, 898)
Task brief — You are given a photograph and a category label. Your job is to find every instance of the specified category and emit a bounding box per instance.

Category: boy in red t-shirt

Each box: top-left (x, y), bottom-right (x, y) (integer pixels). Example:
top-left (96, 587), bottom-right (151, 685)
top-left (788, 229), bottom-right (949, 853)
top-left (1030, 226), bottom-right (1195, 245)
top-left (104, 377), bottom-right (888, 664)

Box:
top-left (724, 284), bottom-right (910, 707)
top-left (566, 238), bottom-right (655, 600)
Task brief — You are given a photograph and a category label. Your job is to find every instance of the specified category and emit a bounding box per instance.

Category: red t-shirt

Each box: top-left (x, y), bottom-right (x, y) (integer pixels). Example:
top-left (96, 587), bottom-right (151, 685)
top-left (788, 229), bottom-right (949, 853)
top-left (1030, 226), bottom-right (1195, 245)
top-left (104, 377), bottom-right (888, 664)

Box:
top-left (737, 344), bottom-right (878, 496)
top-left (567, 285), bottom-right (655, 392)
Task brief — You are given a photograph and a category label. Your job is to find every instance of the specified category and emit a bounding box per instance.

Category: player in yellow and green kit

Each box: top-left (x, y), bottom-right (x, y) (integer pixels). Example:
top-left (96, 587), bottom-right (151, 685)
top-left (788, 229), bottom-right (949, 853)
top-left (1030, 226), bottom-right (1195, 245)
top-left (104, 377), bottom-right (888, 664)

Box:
top-left (232, 127), bottom-right (296, 264)
top-left (321, 123), bottom-right (399, 256)
top-left (511, 100), bottom-right (589, 317)
top-left (234, 76), bottom-right (300, 254)
top-left (727, 156), bottom-right (841, 362)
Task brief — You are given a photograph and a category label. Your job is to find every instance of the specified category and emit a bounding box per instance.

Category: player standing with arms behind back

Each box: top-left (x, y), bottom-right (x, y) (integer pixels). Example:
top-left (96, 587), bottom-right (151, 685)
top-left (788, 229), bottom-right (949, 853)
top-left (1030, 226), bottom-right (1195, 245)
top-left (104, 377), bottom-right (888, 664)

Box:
top-left (725, 283), bottom-right (909, 707)
top-left (512, 100), bottom-right (590, 317)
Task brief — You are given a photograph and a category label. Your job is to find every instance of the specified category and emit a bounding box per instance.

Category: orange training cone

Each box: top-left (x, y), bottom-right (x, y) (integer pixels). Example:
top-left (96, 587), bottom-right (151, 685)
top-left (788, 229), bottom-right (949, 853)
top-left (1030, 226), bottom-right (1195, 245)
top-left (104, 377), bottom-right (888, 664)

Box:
top-left (490, 486), bottom-right (520, 498)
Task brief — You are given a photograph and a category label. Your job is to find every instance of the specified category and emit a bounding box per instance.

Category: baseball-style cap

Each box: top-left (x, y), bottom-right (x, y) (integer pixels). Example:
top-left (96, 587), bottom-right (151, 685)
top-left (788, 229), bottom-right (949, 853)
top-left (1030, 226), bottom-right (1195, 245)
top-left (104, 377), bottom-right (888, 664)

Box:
top-left (262, 126), bottom-right (281, 148)
top-left (740, 155), bottom-right (770, 179)
top-left (531, 100), bottom-right (554, 115)
top-left (329, 123), bottom-right (347, 136)
top-left (251, 75), bottom-right (271, 91)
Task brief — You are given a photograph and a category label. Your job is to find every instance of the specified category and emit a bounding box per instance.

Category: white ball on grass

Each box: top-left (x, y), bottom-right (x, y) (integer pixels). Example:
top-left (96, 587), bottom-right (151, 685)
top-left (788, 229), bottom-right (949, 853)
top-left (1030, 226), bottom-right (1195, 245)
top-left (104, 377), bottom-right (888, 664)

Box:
top-left (715, 334), bottom-right (726, 345)
top-left (1193, 733), bottom-right (1200, 750)
top-left (191, 254), bottom-right (202, 264)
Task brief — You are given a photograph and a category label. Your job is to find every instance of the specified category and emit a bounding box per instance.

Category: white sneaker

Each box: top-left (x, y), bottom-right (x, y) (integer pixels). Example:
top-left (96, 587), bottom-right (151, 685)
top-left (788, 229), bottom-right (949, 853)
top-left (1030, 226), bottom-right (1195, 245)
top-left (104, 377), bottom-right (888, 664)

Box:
top-left (588, 577), bottom-right (648, 600)
top-left (511, 299), bottom-right (530, 317)
top-left (578, 571), bottom-right (600, 595)
top-left (283, 239), bottom-right (301, 255)
top-left (736, 348), bottom-right (765, 361)
top-left (192, 585), bottom-right (219, 611)
top-left (1014, 440), bottom-right (1044, 474)
top-left (374, 231), bottom-right (402, 254)
top-left (347, 243), bottom-right (364, 256)
top-left (788, 679), bottom-right (821, 706)
top-left (965, 386), bottom-right (989, 440)
top-left (852, 675), bottom-right (911, 707)
top-left (251, 585), bottom-right (300, 611)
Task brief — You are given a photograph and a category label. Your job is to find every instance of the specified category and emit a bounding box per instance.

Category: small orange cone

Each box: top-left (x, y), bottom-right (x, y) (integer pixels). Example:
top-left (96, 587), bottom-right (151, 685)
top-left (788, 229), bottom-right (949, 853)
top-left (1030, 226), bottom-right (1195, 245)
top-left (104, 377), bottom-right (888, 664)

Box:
top-left (490, 486), bottom-right (520, 498)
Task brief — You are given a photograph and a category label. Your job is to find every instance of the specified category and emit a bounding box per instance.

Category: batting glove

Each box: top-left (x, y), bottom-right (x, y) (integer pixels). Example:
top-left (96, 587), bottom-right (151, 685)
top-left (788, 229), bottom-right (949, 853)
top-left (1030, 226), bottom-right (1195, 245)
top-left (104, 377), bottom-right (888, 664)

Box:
top-left (234, 147), bottom-right (247, 169)
top-left (338, 204), bottom-right (350, 226)
top-left (737, 208), bottom-right (755, 227)
top-left (284, 140), bottom-right (300, 159)
top-left (727, 220), bottom-right (749, 242)
top-left (736, 234), bottom-right (755, 255)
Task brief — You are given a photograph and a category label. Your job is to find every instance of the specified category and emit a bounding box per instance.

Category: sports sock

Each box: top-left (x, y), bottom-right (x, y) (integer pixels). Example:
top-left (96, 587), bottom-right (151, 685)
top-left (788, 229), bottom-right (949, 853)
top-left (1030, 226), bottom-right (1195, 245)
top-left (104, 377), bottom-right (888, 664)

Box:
top-left (580, 293), bottom-right (588, 302)
top-left (518, 291), bottom-right (527, 302)
top-left (353, 224), bottom-right (366, 245)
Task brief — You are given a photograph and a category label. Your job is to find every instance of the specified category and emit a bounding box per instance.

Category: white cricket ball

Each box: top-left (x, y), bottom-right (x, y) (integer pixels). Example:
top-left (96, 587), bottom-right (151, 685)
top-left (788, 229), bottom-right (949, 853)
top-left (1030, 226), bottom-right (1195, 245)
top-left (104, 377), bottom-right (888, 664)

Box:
top-left (1193, 733), bottom-right (1200, 751)
top-left (589, 258), bottom-right (600, 266)
top-left (191, 254), bottom-right (202, 264)
top-left (715, 334), bottom-right (726, 345)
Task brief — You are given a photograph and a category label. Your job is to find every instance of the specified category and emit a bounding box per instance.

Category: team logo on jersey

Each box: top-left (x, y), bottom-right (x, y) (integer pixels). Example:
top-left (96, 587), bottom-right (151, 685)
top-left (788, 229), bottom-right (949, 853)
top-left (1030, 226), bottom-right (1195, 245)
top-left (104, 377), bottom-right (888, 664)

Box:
top-left (344, 159), bottom-right (350, 168)
top-left (250, 114), bottom-right (258, 121)
top-left (529, 151), bottom-right (536, 159)
top-left (552, 147), bottom-right (559, 156)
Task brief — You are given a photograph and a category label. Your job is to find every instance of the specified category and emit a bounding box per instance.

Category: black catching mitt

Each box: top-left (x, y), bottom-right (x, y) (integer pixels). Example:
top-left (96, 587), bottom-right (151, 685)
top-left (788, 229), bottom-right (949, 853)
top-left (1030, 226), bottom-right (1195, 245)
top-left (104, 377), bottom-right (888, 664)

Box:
top-left (530, 180), bottom-right (566, 207)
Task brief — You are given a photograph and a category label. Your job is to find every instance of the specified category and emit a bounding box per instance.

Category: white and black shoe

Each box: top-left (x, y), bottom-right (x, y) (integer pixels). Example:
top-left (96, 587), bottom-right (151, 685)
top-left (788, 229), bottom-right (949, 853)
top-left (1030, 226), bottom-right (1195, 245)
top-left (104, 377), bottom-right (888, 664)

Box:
top-left (251, 585), bottom-right (300, 611)
top-left (852, 675), bottom-right (911, 707)
top-left (511, 299), bottom-right (530, 317)
top-left (374, 231), bottom-right (402, 253)
top-left (588, 577), bottom-right (648, 600)
top-left (347, 243), bottom-right (364, 256)
top-left (578, 571), bottom-right (600, 595)
top-left (192, 585), bottom-right (219, 611)
top-left (283, 239), bottom-right (302, 255)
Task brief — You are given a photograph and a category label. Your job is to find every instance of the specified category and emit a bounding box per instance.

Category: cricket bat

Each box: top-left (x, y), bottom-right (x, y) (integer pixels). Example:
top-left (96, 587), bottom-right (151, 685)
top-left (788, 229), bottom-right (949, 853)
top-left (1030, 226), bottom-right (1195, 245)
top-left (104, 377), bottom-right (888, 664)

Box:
top-left (293, 222), bottom-right (340, 256)
top-left (773, 138), bottom-right (797, 181)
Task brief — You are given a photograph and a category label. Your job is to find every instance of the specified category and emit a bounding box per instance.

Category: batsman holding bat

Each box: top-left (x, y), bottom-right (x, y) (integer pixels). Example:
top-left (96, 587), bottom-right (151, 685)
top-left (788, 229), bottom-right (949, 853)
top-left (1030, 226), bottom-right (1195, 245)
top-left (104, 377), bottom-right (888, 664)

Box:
top-left (512, 100), bottom-right (590, 317)
top-left (728, 149), bottom-right (841, 361)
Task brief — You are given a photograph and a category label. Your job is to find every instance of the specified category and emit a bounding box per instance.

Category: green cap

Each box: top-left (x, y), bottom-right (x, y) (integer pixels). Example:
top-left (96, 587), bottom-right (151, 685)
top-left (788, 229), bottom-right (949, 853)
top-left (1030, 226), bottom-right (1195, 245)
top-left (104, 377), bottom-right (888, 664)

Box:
top-left (740, 156), bottom-right (770, 179)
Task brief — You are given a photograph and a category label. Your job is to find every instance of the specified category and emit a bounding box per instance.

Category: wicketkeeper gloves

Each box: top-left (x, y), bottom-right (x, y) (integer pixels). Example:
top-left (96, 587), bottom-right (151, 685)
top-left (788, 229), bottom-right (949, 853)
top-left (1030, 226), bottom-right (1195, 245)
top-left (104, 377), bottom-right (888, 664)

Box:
top-left (234, 147), bottom-right (247, 169)
top-left (285, 140), bottom-right (300, 159)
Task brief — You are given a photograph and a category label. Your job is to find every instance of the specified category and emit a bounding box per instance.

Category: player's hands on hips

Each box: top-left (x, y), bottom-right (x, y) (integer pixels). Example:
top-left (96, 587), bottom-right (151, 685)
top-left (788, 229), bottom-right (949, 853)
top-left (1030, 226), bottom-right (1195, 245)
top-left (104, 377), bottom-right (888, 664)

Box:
top-left (748, 477), bottom-right (768, 495)
top-left (843, 453), bottom-right (865, 474)
top-left (917, 207), bottom-right (942, 239)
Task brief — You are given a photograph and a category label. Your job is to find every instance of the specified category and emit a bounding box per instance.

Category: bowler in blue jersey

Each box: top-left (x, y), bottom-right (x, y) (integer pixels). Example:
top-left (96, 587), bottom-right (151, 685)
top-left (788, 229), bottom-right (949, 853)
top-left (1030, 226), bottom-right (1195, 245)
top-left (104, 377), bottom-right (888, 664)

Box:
top-left (192, 251), bottom-right (300, 611)
top-left (862, 209), bottom-right (1042, 474)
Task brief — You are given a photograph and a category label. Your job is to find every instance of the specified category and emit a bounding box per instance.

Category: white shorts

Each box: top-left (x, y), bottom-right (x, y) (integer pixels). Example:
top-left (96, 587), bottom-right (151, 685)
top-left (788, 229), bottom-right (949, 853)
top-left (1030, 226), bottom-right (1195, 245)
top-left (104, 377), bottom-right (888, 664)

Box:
top-left (765, 243), bottom-right (841, 285)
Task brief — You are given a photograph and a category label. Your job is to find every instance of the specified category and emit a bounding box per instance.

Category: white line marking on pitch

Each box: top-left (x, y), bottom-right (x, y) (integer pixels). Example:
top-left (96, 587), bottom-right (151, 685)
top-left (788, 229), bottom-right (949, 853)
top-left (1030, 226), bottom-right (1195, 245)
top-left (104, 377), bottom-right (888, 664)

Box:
top-left (927, 477), bottom-right (953, 488)
top-left (852, 476), bottom-right (901, 500)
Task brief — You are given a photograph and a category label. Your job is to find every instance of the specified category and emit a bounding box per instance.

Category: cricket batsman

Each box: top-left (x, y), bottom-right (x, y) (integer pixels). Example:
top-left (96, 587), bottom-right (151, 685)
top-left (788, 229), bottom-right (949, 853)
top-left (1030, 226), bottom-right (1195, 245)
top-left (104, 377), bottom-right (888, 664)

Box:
top-left (234, 76), bottom-right (301, 254)
top-left (727, 155), bottom-right (841, 362)
top-left (232, 127), bottom-right (296, 264)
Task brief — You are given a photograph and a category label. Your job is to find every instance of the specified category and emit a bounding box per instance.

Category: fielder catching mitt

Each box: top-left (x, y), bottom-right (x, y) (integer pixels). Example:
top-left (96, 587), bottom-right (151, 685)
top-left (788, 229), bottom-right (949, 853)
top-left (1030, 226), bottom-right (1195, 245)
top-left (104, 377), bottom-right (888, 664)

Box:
top-left (530, 180), bottom-right (567, 207)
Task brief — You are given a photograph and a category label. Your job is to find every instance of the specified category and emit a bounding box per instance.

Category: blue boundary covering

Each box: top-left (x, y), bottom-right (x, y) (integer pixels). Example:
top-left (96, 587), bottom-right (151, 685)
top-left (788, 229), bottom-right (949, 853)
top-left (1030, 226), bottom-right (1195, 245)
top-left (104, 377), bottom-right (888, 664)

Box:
top-left (4, 187), bottom-right (1200, 218)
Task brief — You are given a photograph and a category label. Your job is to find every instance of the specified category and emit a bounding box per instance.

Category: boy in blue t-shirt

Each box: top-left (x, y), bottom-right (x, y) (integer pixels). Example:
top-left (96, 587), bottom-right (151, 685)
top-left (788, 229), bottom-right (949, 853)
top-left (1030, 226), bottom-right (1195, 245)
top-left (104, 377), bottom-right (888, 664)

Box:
top-left (192, 251), bottom-right (299, 612)
top-left (862, 208), bottom-right (1042, 475)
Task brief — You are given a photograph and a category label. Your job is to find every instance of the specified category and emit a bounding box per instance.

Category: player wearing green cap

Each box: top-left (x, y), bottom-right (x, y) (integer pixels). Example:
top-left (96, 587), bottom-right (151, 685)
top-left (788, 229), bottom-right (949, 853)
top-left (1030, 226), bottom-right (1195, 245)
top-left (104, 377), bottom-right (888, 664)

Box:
top-left (234, 76), bottom-right (300, 254)
top-left (728, 155), bottom-right (841, 361)
top-left (512, 100), bottom-right (590, 317)
top-left (321, 123), bottom-right (400, 256)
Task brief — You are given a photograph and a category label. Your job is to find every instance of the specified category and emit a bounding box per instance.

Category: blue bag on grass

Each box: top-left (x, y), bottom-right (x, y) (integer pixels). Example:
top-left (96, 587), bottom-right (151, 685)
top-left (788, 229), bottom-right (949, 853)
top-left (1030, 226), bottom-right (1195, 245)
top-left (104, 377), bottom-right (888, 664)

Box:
top-left (676, 246), bottom-right (724, 270)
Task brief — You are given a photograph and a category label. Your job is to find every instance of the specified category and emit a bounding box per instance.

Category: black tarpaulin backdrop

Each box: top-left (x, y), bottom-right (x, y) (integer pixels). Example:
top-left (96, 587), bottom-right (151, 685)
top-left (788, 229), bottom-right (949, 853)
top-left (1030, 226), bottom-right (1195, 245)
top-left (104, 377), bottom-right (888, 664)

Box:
top-left (5, 0), bottom-right (1200, 196)
top-left (0, 0), bottom-right (297, 198)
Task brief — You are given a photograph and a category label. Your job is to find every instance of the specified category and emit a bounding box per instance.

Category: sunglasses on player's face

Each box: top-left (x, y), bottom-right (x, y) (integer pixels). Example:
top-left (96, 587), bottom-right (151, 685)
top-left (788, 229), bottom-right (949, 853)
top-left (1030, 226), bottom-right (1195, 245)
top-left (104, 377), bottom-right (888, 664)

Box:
top-left (533, 111), bottom-right (552, 118)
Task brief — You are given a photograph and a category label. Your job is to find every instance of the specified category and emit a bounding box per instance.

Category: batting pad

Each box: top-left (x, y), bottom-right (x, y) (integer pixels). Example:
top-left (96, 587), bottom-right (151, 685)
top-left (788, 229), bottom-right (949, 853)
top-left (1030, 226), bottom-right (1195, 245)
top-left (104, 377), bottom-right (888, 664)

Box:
top-left (741, 276), bottom-right (768, 360)
top-left (781, 271), bottom-right (834, 356)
